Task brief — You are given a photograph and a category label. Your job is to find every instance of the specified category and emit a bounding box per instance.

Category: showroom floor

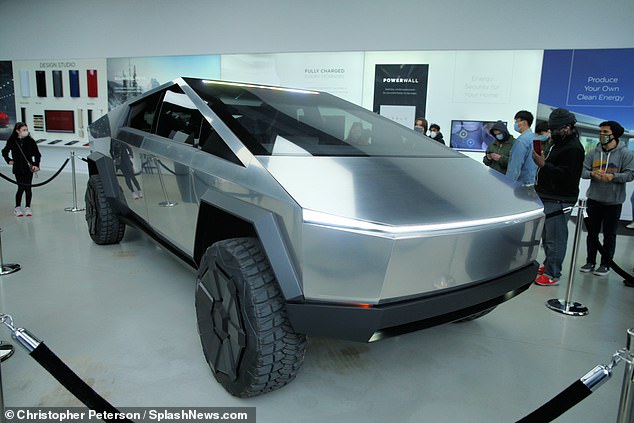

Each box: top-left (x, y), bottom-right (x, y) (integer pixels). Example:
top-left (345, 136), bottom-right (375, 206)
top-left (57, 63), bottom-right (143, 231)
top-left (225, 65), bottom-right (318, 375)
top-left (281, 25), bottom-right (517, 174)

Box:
top-left (0, 170), bottom-right (633, 423)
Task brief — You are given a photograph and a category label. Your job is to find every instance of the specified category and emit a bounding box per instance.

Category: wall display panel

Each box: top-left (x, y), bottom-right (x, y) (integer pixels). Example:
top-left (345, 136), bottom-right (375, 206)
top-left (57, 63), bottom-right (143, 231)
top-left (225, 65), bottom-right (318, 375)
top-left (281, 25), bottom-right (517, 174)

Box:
top-left (537, 48), bottom-right (634, 138)
top-left (87, 69), bottom-right (98, 97)
top-left (69, 70), bottom-right (80, 97)
top-left (19, 70), bottom-right (30, 98)
top-left (35, 70), bottom-right (47, 97)
top-left (373, 64), bottom-right (429, 128)
top-left (0, 61), bottom-right (17, 140)
top-left (45, 110), bottom-right (75, 133)
top-left (221, 52), bottom-right (365, 105)
top-left (12, 59), bottom-right (108, 143)
top-left (32, 114), bottom-right (44, 131)
top-left (107, 55), bottom-right (220, 109)
top-left (363, 50), bottom-right (543, 148)
top-left (52, 70), bottom-right (63, 97)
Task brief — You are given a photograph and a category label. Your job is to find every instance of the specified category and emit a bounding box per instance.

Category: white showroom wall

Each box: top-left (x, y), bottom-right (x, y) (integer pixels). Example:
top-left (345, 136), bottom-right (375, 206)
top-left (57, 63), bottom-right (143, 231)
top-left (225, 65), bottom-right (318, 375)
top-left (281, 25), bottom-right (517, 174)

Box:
top-left (362, 50), bottom-right (543, 143)
top-left (1, 0), bottom-right (633, 61)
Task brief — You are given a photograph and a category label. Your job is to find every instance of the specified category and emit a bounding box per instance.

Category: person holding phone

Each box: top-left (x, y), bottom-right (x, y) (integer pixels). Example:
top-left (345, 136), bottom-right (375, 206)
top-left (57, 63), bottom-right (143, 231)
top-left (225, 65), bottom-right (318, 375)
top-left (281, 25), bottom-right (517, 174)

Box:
top-left (506, 110), bottom-right (537, 186)
top-left (2, 122), bottom-right (41, 216)
top-left (483, 121), bottom-right (515, 174)
top-left (579, 121), bottom-right (634, 276)
top-left (532, 108), bottom-right (585, 286)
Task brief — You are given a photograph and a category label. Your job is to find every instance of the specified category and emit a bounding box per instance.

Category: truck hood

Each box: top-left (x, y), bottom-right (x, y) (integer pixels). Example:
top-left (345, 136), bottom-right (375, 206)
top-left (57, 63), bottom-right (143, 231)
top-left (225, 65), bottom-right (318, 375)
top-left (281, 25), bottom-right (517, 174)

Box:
top-left (257, 156), bottom-right (543, 228)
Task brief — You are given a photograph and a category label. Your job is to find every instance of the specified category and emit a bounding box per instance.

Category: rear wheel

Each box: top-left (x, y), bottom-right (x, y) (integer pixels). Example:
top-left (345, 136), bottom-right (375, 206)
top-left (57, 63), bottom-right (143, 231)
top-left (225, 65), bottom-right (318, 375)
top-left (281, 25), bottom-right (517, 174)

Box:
top-left (85, 175), bottom-right (125, 245)
top-left (195, 238), bottom-right (306, 397)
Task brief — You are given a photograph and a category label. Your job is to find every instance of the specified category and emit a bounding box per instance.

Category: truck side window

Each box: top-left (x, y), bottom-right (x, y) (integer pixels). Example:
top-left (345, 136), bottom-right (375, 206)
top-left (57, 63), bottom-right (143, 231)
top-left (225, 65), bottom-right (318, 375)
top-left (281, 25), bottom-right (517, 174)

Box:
top-left (199, 120), bottom-right (243, 166)
top-left (155, 87), bottom-right (202, 145)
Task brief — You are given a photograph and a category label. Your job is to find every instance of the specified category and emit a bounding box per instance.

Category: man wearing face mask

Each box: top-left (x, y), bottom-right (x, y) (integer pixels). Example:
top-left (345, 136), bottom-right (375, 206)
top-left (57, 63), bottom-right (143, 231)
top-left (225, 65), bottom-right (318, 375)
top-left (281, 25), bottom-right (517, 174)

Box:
top-left (483, 120), bottom-right (515, 174)
top-left (506, 110), bottom-right (537, 186)
top-left (2, 122), bottom-right (41, 216)
top-left (532, 108), bottom-right (585, 286)
top-left (579, 121), bottom-right (634, 277)
top-left (428, 123), bottom-right (446, 145)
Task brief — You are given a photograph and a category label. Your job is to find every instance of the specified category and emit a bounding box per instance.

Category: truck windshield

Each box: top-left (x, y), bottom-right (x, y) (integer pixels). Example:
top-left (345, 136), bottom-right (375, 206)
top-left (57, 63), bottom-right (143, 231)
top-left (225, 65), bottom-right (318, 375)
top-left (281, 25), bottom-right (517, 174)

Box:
top-left (185, 78), bottom-right (459, 158)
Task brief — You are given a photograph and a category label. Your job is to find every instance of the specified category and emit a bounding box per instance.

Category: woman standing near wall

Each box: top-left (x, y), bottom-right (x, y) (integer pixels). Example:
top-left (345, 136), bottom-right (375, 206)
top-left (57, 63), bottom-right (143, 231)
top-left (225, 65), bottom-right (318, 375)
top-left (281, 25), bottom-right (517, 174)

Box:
top-left (2, 122), bottom-right (41, 216)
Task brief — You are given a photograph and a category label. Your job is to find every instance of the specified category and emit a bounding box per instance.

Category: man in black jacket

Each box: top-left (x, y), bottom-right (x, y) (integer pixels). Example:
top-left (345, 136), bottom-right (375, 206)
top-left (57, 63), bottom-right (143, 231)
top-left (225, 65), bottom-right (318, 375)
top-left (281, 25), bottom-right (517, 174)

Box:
top-left (532, 108), bottom-right (585, 286)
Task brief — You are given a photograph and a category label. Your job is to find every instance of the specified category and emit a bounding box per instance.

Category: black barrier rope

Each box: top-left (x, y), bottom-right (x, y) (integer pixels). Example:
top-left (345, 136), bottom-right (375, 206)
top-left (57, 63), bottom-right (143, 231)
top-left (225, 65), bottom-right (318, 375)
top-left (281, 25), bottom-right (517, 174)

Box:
top-left (542, 203), bottom-right (634, 286)
top-left (1, 315), bottom-right (133, 423)
top-left (30, 343), bottom-right (134, 423)
top-left (516, 379), bottom-right (592, 422)
top-left (155, 158), bottom-right (189, 176)
top-left (516, 350), bottom-right (630, 423)
top-left (0, 158), bottom-right (70, 188)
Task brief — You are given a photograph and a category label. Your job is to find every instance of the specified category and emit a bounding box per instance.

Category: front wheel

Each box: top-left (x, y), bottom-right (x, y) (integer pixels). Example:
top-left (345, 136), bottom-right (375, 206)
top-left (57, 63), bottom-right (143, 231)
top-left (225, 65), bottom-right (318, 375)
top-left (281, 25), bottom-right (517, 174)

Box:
top-left (85, 175), bottom-right (125, 245)
top-left (195, 238), bottom-right (306, 397)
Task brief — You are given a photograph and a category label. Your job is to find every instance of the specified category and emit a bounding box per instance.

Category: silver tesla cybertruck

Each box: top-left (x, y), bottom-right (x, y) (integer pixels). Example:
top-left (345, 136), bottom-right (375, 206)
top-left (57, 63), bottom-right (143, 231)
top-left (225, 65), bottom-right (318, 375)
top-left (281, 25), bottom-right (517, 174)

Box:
top-left (85, 78), bottom-right (544, 397)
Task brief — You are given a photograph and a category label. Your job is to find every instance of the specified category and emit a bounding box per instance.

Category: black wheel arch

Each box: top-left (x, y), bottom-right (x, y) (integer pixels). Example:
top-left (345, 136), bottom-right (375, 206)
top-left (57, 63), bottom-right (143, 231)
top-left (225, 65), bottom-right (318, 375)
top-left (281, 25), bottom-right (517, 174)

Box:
top-left (86, 151), bottom-right (122, 201)
top-left (194, 190), bottom-right (304, 302)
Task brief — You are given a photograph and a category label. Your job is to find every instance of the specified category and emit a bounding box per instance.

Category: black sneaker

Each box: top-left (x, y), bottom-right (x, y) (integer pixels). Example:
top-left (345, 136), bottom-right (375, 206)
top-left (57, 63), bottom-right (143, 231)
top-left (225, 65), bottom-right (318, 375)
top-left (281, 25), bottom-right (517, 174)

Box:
top-left (579, 263), bottom-right (595, 273)
top-left (593, 265), bottom-right (610, 276)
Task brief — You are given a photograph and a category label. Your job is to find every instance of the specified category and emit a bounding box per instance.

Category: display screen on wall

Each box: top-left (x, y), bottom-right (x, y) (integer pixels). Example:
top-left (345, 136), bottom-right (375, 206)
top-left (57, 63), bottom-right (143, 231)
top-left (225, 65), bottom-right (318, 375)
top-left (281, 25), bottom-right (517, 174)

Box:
top-left (450, 120), bottom-right (502, 151)
top-left (45, 110), bottom-right (75, 133)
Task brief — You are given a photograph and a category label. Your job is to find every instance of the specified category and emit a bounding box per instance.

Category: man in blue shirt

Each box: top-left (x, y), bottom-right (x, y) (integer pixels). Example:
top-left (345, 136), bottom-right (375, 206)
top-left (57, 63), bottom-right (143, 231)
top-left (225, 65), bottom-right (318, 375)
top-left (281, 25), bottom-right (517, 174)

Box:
top-left (506, 110), bottom-right (537, 185)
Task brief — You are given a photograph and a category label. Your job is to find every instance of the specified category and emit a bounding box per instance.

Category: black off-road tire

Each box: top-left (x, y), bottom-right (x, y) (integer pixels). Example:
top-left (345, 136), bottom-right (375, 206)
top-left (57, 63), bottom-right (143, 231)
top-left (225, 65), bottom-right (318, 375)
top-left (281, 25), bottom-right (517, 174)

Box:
top-left (85, 175), bottom-right (125, 245)
top-left (453, 306), bottom-right (496, 323)
top-left (195, 238), bottom-right (306, 397)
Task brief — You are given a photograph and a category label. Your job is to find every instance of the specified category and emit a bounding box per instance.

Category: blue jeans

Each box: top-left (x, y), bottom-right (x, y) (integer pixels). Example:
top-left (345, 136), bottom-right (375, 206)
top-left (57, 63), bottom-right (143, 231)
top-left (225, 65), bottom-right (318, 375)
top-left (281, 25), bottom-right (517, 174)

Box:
top-left (542, 200), bottom-right (575, 279)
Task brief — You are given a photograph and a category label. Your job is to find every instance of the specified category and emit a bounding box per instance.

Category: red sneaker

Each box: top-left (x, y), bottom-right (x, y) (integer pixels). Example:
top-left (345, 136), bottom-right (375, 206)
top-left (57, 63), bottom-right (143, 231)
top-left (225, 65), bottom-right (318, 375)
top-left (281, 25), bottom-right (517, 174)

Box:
top-left (537, 266), bottom-right (545, 275)
top-left (535, 275), bottom-right (559, 286)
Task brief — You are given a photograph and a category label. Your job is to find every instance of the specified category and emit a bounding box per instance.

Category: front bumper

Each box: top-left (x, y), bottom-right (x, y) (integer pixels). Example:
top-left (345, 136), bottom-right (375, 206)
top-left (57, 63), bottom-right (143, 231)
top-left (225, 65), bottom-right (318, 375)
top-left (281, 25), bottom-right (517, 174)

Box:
top-left (285, 261), bottom-right (538, 342)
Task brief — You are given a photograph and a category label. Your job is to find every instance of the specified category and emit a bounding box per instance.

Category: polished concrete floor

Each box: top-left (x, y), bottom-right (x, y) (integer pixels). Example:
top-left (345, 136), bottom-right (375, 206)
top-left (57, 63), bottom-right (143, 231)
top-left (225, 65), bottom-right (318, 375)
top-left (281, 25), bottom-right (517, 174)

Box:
top-left (0, 170), bottom-right (633, 423)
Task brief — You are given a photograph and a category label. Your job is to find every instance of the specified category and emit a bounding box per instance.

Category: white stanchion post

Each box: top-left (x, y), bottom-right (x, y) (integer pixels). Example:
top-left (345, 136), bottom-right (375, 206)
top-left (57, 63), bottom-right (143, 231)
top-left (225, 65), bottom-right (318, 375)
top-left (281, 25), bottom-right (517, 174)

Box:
top-left (546, 198), bottom-right (589, 316)
top-left (0, 228), bottom-right (20, 276)
top-left (64, 151), bottom-right (85, 213)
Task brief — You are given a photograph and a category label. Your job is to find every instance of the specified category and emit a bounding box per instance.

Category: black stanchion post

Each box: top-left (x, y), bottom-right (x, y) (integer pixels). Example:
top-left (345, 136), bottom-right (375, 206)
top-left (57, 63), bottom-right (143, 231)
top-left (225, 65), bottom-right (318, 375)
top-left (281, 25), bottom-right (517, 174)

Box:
top-left (617, 328), bottom-right (634, 423)
top-left (546, 198), bottom-right (589, 316)
top-left (0, 228), bottom-right (20, 276)
top-left (65, 151), bottom-right (85, 213)
top-left (0, 341), bottom-right (15, 423)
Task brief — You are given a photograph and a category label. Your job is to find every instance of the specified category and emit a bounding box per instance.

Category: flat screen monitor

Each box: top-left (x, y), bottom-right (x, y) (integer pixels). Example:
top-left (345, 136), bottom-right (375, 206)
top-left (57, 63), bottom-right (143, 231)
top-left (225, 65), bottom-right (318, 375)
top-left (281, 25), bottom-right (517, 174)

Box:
top-left (450, 120), bottom-right (505, 152)
top-left (45, 110), bottom-right (75, 133)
